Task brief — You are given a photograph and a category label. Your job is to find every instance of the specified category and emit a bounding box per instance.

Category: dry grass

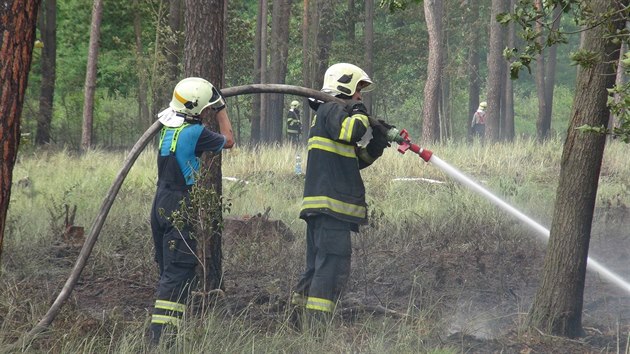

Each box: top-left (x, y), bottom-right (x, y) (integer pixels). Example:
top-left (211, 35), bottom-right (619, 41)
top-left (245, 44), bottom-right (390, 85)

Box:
top-left (1, 138), bottom-right (628, 353)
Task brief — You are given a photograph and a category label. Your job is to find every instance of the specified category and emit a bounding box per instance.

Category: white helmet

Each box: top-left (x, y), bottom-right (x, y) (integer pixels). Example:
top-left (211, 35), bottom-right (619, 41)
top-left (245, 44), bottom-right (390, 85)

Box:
top-left (321, 63), bottom-right (374, 97)
top-left (169, 77), bottom-right (224, 117)
top-left (290, 100), bottom-right (300, 109)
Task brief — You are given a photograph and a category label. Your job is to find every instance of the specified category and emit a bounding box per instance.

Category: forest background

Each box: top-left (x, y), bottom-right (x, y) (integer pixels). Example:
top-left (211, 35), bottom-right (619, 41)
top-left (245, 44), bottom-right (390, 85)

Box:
top-left (22, 0), bottom-right (581, 150)
top-left (3, 0), bottom-right (630, 352)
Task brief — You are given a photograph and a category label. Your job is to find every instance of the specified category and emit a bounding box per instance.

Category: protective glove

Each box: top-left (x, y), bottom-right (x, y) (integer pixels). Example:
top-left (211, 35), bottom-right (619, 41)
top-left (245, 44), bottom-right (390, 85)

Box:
top-left (377, 119), bottom-right (395, 130)
top-left (210, 87), bottom-right (226, 112)
top-left (308, 98), bottom-right (324, 111)
top-left (345, 101), bottom-right (368, 116)
top-left (366, 126), bottom-right (390, 159)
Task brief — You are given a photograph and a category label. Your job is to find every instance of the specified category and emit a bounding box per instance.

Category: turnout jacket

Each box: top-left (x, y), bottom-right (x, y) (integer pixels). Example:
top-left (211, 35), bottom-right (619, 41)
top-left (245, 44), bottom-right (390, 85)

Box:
top-left (300, 101), bottom-right (375, 226)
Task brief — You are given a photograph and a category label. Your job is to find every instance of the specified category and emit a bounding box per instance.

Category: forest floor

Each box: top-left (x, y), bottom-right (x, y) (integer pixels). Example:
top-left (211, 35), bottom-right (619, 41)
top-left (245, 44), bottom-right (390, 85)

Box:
top-left (43, 206), bottom-right (630, 353)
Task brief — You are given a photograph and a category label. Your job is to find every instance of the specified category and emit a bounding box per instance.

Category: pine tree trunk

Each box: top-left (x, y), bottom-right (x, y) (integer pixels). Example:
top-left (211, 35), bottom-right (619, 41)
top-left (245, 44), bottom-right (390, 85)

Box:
top-left (36, 0), bottom-right (55, 145)
top-left (467, 1), bottom-right (480, 140)
top-left (485, 0), bottom-right (507, 142)
top-left (184, 0), bottom-right (226, 291)
top-left (503, 0), bottom-right (515, 141)
top-left (543, 5), bottom-right (562, 135)
top-left (0, 0), bottom-right (41, 269)
top-left (421, 0), bottom-right (443, 143)
top-left (268, 0), bottom-right (291, 143)
top-left (363, 0), bottom-right (374, 112)
top-left (527, 0), bottom-right (626, 338)
top-left (301, 0), bottom-right (312, 141)
top-left (81, 0), bottom-right (103, 151)
top-left (251, 0), bottom-right (263, 144)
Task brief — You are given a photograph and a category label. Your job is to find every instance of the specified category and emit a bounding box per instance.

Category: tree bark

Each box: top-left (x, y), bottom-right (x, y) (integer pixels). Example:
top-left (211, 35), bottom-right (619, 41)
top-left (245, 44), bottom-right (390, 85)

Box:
top-left (259, 0), bottom-right (269, 142)
top-left (503, 0), bottom-right (515, 141)
top-left (133, 0), bottom-right (151, 130)
top-left (301, 0), bottom-right (312, 141)
top-left (184, 0), bottom-right (226, 291)
top-left (268, 0), bottom-right (291, 143)
top-left (467, 1), bottom-right (481, 141)
top-left (363, 0), bottom-right (374, 112)
top-left (314, 0), bottom-right (334, 91)
top-left (36, 0), bottom-right (55, 145)
top-left (347, 0), bottom-right (355, 42)
top-left (421, 0), bottom-right (443, 143)
top-left (543, 5), bottom-right (562, 137)
top-left (81, 0), bottom-right (103, 152)
top-left (485, 0), bottom-right (507, 142)
top-left (527, 0), bottom-right (626, 338)
top-left (534, 0), bottom-right (548, 141)
top-left (0, 0), bottom-right (41, 271)
top-left (251, 0), bottom-right (263, 144)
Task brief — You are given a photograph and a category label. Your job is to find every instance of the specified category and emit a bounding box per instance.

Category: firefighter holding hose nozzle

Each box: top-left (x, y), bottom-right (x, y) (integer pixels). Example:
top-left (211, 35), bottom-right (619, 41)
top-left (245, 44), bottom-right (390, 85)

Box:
top-left (291, 63), bottom-right (390, 333)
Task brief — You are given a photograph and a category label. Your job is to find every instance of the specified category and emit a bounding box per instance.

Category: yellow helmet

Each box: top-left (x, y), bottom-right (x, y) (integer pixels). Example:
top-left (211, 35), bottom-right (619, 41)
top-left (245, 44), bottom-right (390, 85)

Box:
top-left (169, 77), bottom-right (224, 117)
top-left (291, 100), bottom-right (300, 109)
top-left (321, 63), bottom-right (374, 97)
top-left (479, 101), bottom-right (487, 110)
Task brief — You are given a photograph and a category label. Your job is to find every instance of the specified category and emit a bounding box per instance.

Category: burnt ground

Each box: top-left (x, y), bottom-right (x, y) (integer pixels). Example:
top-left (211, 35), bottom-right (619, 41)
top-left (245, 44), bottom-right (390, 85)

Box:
top-left (53, 207), bottom-right (630, 353)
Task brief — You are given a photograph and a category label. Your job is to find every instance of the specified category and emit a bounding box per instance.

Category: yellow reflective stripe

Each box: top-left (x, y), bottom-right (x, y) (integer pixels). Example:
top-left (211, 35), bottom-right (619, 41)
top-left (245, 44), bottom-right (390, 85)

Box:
top-left (169, 123), bottom-right (188, 153)
top-left (302, 196), bottom-right (366, 219)
top-left (173, 90), bottom-right (189, 105)
top-left (339, 114), bottom-right (369, 142)
top-left (305, 297), bottom-right (334, 313)
top-left (308, 136), bottom-right (356, 158)
top-left (155, 300), bottom-right (186, 313)
top-left (158, 127), bottom-right (167, 151)
top-left (151, 314), bottom-right (182, 326)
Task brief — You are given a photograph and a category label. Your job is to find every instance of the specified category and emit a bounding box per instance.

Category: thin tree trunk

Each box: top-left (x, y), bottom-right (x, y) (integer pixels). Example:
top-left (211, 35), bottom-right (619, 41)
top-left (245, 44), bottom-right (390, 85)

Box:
top-left (133, 0), bottom-right (150, 130)
top-left (363, 0), bottom-right (374, 112)
top-left (421, 0), bottom-right (443, 143)
top-left (36, 0), bottom-right (55, 145)
top-left (534, 0), bottom-right (548, 140)
top-left (467, 1), bottom-right (480, 141)
top-left (251, 0), bottom-right (263, 144)
top-left (81, 0), bottom-right (103, 151)
top-left (503, 0), bottom-right (515, 141)
top-left (347, 0), bottom-right (355, 42)
top-left (485, 0), bottom-right (507, 142)
top-left (268, 0), bottom-right (291, 143)
top-left (0, 0), bottom-right (41, 270)
top-left (527, 0), bottom-right (626, 338)
top-left (314, 0), bottom-right (333, 91)
top-left (543, 5), bottom-right (562, 137)
top-left (301, 0), bottom-right (311, 142)
top-left (260, 0), bottom-right (269, 142)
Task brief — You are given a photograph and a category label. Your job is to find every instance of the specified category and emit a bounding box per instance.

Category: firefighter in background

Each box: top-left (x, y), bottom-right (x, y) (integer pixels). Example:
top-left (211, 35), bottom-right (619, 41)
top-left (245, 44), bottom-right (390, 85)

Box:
top-left (286, 100), bottom-right (302, 144)
top-left (291, 63), bottom-right (390, 331)
top-left (471, 101), bottom-right (487, 139)
top-left (149, 77), bottom-right (234, 345)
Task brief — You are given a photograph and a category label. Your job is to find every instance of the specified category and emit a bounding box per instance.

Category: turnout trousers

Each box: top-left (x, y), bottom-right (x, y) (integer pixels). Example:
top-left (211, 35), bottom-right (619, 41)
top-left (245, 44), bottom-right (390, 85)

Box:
top-left (293, 214), bottom-right (353, 315)
top-left (149, 185), bottom-right (198, 344)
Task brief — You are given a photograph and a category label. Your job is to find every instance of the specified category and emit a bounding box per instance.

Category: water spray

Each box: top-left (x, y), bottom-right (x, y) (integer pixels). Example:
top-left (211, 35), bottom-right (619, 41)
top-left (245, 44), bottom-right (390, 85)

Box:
top-left (383, 126), bottom-right (630, 295)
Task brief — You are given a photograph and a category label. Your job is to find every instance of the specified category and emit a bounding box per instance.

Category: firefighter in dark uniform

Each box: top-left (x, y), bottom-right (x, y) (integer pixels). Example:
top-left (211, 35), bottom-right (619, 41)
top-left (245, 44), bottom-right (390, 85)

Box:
top-left (291, 63), bottom-right (390, 330)
top-left (149, 77), bottom-right (234, 344)
top-left (286, 100), bottom-right (302, 144)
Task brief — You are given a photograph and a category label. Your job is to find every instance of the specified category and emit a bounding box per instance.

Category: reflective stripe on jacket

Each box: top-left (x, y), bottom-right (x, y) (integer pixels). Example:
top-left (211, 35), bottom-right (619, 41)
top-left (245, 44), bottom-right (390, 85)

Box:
top-left (300, 101), bottom-right (369, 225)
